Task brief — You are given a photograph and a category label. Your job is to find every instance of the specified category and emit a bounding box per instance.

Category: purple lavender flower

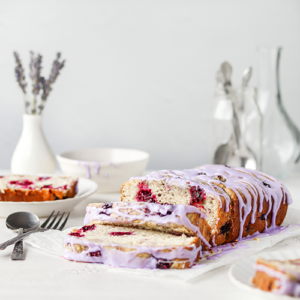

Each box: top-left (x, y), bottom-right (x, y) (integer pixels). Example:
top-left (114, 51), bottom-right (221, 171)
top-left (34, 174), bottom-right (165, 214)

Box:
top-left (39, 52), bottom-right (65, 113)
top-left (13, 51), bottom-right (65, 114)
top-left (13, 52), bottom-right (27, 94)
top-left (29, 51), bottom-right (43, 96)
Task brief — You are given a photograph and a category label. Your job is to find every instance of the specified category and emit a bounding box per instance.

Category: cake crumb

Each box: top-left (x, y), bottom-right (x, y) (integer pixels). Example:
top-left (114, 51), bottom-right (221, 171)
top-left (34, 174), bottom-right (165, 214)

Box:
top-left (254, 238), bottom-right (259, 241)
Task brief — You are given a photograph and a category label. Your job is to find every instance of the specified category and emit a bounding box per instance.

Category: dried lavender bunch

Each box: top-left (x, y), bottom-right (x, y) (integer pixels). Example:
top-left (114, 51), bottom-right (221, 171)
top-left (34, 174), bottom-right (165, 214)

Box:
top-left (39, 52), bottom-right (65, 114)
top-left (29, 51), bottom-right (43, 114)
top-left (13, 51), bottom-right (65, 115)
top-left (13, 52), bottom-right (30, 112)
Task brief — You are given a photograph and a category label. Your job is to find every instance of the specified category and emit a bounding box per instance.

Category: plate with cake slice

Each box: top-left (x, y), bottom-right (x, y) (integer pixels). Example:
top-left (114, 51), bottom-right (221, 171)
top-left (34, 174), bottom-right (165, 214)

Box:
top-left (0, 175), bottom-right (98, 217)
top-left (229, 249), bottom-right (300, 299)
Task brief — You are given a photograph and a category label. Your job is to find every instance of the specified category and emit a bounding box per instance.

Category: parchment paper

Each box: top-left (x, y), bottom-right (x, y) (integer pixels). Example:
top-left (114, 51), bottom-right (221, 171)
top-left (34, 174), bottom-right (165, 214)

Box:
top-left (25, 208), bottom-right (300, 282)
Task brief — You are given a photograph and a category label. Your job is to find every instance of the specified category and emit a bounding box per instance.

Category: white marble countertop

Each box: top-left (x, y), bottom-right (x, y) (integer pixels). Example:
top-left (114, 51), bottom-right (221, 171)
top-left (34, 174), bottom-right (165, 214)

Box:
top-left (1, 171), bottom-right (300, 300)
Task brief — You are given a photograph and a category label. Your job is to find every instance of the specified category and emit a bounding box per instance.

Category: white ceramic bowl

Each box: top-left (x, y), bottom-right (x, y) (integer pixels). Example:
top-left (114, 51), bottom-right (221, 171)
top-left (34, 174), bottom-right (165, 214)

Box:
top-left (56, 148), bottom-right (149, 193)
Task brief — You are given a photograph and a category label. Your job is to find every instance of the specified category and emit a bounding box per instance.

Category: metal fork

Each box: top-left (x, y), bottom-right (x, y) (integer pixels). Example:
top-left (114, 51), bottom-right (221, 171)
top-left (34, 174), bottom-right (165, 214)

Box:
top-left (0, 211), bottom-right (70, 250)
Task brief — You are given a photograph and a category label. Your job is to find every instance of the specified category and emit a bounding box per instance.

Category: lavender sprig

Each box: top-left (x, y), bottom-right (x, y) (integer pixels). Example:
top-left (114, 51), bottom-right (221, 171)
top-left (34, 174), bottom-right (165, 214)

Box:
top-left (13, 52), bottom-right (27, 94)
top-left (13, 51), bottom-right (65, 114)
top-left (29, 51), bottom-right (43, 114)
top-left (39, 53), bottom-right (65, 114)
top-left (13, 52), bottom-right (30, 113)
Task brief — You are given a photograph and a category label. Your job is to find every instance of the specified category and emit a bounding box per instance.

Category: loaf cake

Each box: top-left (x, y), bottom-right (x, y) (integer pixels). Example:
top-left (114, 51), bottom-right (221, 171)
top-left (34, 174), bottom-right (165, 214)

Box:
top-left (64, 223), bottom-right (201, 269)
top-left (120, 165), bottom-right (291, 246)
top-left (252, 258), bottom-right (300, 296)
top-left (0, 175), bottom-right (78, 202)
top-left (84, 202), bottom-right (211, 249)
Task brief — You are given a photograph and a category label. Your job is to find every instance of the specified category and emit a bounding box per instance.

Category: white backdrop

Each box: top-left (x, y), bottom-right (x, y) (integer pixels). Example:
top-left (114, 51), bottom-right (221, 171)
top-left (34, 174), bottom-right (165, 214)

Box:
top-left (0, 0), bottom-right (299, 170)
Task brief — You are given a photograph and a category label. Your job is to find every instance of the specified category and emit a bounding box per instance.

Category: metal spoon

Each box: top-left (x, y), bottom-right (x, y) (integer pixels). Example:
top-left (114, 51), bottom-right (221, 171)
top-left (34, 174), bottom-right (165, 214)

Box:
top-left (214, 135), bottom-right (234, 165)
top-left (213, 62), bottom-right (235, 165)
top-left (221, 61), bottom-right (232, 92)
top-left (227, 67), bottom-right (257, 169)
top-left (6, 212), bottom-right (40, 260)
top-left (241, 67), bottom-right (252, 88)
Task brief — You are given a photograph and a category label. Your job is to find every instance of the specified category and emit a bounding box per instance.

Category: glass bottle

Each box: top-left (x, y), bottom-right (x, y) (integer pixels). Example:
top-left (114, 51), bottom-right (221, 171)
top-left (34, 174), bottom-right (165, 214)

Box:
top-left (257, 46), bottom-right (300, 178)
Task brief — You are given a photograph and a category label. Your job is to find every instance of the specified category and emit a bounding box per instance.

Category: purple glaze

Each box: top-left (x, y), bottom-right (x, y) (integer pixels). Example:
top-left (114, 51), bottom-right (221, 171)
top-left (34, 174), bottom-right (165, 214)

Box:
top-left (77, 160), bottom-right (122, 179)
top-left (64, 233), bottom-right (200, 269)
top-left (78, 161), bottom-right (91, 179)
top-left (94, 162), bottom-right (100, 174)
top-left (254, 264), bottom-right (300, 296)
top-left (84, 202), bottom-right (210, 248)
top-left (130, 165), bottom-right (292, 241)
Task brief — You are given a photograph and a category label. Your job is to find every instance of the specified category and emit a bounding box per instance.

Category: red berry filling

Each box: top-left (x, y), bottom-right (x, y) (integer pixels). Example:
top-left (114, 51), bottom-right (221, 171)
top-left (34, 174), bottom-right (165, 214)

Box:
top-left (190, 186), bottom-right (206, 208)
top-left (38, 177), bottom-right (51, 181)
top-left (9, 179), bottom-right (33, 187)
top-left (262, 181), bottom-right (271, 188)
top-left (82, 224), bottom-right (96, 232)
top-left (88, 251), bottom-right (101, 257)
top-left (69, 224), bottom-right (96, 237)
top-left (99, 203), bottom-right (113, 215)
top-left (156, 210), bottom-right (172, 217)
top-left (109, 232), bottom-right (133, 236)
top-left (156, 258), bottom-right (172, 269)
top-left (136, 182), bottom-right (157, 203)
top-left (69, 231), bottom-right (84, 238)
top-left (41, 185), bottom-right (53, 189)
top-left (102, 203), bottom-right (113, 209)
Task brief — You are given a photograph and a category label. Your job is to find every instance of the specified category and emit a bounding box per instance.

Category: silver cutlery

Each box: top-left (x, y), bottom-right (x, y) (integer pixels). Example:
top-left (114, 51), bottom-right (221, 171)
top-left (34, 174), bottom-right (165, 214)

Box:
top-left (11, 228), bottom-right (24, 260)
top-left (213, 62), bottom-right (236, 165)
top-left (0, 211), bottom-right (70, 250)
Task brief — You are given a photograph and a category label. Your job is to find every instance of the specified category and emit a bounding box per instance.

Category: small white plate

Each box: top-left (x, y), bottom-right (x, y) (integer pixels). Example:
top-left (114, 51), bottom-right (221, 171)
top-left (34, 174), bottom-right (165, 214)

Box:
top-left (229, 249), bottom-right (300, 299)
top-left (0, 178), bottom-right (98, 218)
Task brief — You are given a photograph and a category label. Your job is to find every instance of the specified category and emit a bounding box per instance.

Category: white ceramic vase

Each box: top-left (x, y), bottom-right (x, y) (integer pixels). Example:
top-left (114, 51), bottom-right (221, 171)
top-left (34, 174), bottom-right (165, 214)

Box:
top-left (11, 114), bottom-right (55, 174)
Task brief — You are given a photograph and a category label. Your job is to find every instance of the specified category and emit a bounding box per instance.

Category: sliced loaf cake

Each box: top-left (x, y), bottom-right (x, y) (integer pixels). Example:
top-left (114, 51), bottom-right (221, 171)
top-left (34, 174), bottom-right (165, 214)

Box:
top-left (120, 165), bottom-right (291, 246)
top-left (0, 175), bottom-right (78, 202)
top-left (84, 202), bottom-right (211, 249)
top-left (64, 223), bottom-right (201, 269)
top-left (253, 258), bottom-right (300, 296)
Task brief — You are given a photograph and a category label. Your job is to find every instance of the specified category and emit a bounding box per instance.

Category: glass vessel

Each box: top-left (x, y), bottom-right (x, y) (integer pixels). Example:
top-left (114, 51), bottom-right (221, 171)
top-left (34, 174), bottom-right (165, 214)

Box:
top-left (227, 86), bottom-right (260, 170)
top-left (257, 46), bottom-right (300, 178)
top-left (210, 72), bottom-right (261, 170)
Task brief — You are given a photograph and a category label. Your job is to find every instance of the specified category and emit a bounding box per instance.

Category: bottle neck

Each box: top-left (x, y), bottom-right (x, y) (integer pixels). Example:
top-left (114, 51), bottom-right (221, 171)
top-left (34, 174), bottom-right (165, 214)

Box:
top-left (257, 46), bottom-right (282, 112)
top-left (22, 114), bottom-right (43, 133)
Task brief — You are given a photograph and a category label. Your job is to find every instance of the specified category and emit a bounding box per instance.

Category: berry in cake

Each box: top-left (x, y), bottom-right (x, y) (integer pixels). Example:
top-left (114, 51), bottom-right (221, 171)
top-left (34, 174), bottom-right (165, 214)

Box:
top-left (64, 223), bottom-right (200, 269)
top-left (0, 175), bottom-right (78, 202)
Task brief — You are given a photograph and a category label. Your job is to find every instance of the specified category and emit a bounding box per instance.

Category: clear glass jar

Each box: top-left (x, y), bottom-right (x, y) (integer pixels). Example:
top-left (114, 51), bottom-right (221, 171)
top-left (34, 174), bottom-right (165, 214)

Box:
top-left (210, 71), bottom-right (261, 170)
top-left (257, 46), bottom-right (300, 178)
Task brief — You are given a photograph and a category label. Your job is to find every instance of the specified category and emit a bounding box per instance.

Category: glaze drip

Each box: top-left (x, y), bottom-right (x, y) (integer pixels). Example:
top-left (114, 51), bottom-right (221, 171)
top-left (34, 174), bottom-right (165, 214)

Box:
top-left (130, 164), bottom-right (292, 240)
top-left (84, 202), bottom-right (210, 248)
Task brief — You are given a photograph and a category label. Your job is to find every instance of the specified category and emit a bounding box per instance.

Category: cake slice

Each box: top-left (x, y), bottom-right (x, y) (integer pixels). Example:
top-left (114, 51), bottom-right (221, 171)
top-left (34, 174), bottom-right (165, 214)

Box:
top-left (84, 202), bottom-right (211, 249)
top-left (0, 175), bottom-right (78, 202)
top-left (64, 223), bottom-right (201, 269)
top-left (252, 258), bottom-right (300, 296)
top-left (120, 165), bottom-right (291, 246)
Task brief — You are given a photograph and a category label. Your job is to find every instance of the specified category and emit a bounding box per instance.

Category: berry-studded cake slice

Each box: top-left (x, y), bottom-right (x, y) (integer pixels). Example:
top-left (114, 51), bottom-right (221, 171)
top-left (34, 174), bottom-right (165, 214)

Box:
top-left (120, 165), bottom-right (291, 246)
top-left (253, 258), bottom-right (300, 296)
top-left (0, 175), bottom-right (78, 202)
top-left (64, 223), bottom-right (201, 269)
top-left (84, 202), bottom-right (211, 249)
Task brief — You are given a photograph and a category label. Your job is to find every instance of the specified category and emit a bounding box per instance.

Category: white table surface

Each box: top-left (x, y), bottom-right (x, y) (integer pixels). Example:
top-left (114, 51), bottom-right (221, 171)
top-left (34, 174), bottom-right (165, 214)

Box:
top-left (1, 171), bottom-right (300, 300)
